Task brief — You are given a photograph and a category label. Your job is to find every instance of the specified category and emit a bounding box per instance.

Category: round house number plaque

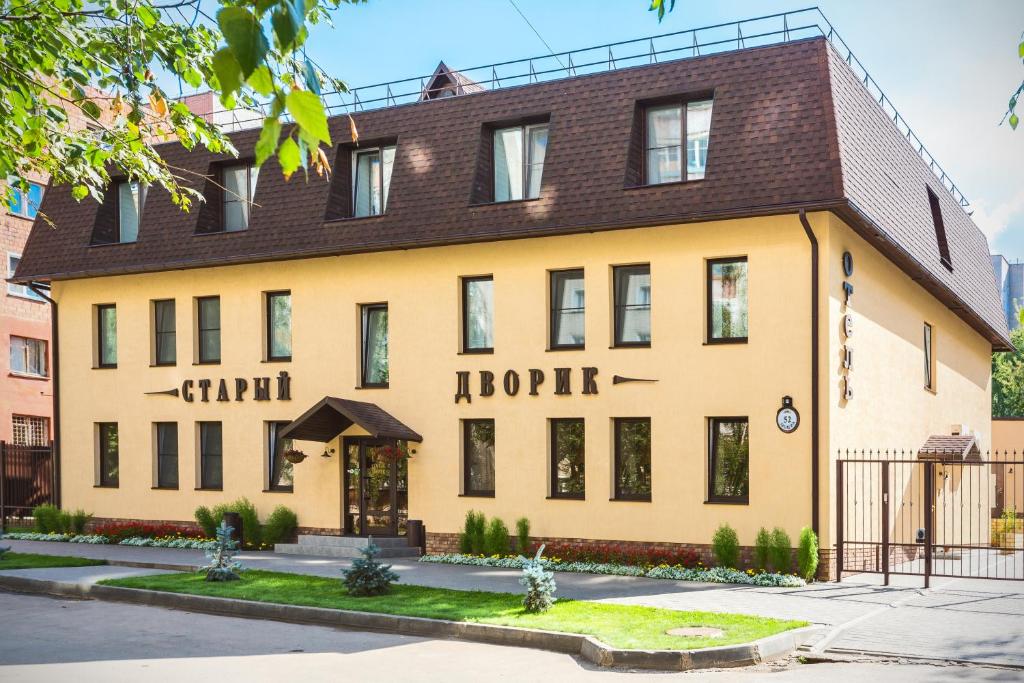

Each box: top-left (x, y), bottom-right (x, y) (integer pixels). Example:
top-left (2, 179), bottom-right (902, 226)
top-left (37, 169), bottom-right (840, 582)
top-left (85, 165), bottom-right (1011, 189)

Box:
top-left (776, 396), bottom-right (800, 434)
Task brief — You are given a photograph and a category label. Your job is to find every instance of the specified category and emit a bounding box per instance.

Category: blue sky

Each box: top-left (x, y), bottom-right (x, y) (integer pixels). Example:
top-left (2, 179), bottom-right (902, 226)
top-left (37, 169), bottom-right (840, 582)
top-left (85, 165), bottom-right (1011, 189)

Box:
top-left (179, 1), bottom-right (1024, 257)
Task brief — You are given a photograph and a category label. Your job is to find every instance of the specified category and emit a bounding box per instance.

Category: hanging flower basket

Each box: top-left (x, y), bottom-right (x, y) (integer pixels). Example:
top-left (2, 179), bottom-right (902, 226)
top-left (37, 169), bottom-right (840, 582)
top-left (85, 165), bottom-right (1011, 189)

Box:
top-left (378, 441), bottom-right (414, 464)
top-left (283, 449), bottom-right (308, 464)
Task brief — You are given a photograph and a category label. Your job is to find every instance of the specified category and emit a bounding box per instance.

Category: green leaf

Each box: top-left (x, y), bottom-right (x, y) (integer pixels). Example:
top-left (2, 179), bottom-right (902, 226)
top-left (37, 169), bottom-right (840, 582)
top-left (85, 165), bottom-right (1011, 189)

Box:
top-left (248, 66), bottom-right (275, 96)
top-left (1011, 113), bottom-right (1020, 130)
top-left (72, 185), bottom-right (89, 201)
top-left (137, 4), bottom-right (158, 29)
top-left (255, 117), bottom-right (282, 166)
top-left (278, 136), bottom-right (301, 179)
top-left (217, 7), bottom-right (269, 78)
top-left (304, 59), bottom-right (321, 95)
top-left (272, 0), bottom-right (302, 52)
top-left (1019, 41), bottom-right (1024, 59)
top-left (285, 89), bottom-right (331, 145)
top-left (80, 100), bottom-right (101, 120)
top-left (212, 49), bottom-right (243, 102)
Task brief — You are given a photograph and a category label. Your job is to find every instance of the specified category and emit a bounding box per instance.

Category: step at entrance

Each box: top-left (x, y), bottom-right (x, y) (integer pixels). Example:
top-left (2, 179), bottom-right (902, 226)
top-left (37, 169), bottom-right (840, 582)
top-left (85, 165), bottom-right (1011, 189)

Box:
top-left (275, 534), bottom-right (421, 559)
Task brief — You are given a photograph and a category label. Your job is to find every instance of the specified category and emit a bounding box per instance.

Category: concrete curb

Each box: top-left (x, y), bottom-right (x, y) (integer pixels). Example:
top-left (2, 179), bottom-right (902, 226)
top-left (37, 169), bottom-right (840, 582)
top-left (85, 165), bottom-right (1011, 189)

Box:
top-left (0, 573), bottom-right (822, 671)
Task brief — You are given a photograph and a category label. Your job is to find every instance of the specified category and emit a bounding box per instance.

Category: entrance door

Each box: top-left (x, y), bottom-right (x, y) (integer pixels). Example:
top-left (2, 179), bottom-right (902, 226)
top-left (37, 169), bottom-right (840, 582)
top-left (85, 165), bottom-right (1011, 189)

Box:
top-left (343, 438), bottom-right (408, 536)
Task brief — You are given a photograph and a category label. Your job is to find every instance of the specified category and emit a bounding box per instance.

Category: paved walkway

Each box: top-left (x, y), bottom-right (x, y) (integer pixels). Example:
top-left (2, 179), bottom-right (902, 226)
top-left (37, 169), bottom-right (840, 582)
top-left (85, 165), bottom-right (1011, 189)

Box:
top-left (3, 540), bottom-right (1023, 667)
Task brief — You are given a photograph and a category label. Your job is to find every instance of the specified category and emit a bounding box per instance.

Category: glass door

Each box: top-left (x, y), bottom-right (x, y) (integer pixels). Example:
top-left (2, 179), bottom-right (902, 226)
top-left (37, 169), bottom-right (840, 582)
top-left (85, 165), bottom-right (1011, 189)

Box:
top-left (343, 438), bottom-right (407, 536)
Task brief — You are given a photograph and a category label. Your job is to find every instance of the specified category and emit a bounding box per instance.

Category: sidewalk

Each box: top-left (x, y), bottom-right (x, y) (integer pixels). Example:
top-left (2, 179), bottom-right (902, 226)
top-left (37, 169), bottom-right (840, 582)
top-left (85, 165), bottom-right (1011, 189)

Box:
top-left (3, 539), bottom-right (1023, 667)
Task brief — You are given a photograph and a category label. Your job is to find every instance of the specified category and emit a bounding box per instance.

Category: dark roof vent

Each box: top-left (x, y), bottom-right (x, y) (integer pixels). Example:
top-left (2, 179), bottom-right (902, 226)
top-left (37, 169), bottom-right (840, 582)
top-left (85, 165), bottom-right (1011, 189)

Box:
top-left (926, 187), bottom-right (953, 271)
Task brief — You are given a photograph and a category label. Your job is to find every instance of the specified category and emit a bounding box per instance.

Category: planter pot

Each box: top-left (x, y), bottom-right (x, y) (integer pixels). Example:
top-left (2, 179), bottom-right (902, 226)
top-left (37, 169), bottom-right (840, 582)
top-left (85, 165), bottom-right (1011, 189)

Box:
top-left (283, 450), bottom-right (307, 464)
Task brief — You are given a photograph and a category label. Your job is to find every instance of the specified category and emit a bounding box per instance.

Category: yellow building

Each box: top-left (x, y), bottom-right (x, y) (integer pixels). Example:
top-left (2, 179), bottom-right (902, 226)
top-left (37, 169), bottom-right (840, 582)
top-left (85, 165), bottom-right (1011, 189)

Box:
top-left (12, 32), bottom-right (1010, 576)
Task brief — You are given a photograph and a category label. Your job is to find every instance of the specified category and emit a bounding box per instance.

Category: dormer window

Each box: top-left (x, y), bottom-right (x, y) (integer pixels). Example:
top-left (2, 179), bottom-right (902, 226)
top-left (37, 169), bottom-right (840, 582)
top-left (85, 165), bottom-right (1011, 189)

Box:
top-left (926, 187), bottom-right (953, 271)
top-left (353, 146), bottom-right (395, 217)
top-left (222, 163), bottom-right (258, 231)
top-left (116, 181), bottom-right (143, 243)
top-left (493, 124), bottom-right (548, 202)
top-left (645, 99), bottom-right (713, 184)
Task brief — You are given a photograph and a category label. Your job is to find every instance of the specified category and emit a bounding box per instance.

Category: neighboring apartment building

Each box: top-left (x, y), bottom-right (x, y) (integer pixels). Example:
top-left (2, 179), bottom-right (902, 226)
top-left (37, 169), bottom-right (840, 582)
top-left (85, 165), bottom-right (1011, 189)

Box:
top-left (991, 254), bottom-right (1022, 332)
top-left (12, 28), bottom-right (1010, 573)
top-left (2, 174), bottom-right (51, 447)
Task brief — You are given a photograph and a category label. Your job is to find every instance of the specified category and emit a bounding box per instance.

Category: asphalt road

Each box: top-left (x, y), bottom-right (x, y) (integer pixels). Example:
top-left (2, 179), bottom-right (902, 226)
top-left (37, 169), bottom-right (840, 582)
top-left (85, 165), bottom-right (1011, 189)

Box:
top-left (1, 590), bottom-right (1019, 682)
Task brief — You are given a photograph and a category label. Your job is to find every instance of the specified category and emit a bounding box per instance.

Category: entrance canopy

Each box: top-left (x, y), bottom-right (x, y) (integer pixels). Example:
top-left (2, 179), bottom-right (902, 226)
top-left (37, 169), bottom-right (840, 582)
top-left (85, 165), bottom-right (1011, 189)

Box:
top-left (917, 434), bottom-right (980, 461)
top-left (279, 396), bottom-right (422, 443)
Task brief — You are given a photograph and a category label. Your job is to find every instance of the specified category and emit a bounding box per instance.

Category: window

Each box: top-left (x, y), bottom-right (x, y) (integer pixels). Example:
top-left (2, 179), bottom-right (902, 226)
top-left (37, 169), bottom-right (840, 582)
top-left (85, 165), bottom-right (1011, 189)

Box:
top-left (222, 163), bottom-right (258, 231)
top-left (6, 253), bottom-right (43, 301)
top-left (116, 181), bottom-right (143, 243)
top-left (199, 421), bottom-right (223, 489)
top-left (550, 269), bottom-right (584, 349)
top-left (97, 422), bottom-right (119, 487)
top-left (613, 265), bottom-right (651, 347)
top-left (926, 187), bottom-right (953, 270)
top-left (267, 421), bottom-right (294, 492)
top-left (155, 422), bottom-right (178, 489)
top-left (708, 418), bottom-right (749, 503)
top-left (550, 418), bottom-right (585, 499)
top-left (645, 99), bottom-right (713, 184)
top-left (353, 146), bottom-right (396, 217)
top-left (707, 257), bottom-right (748, 342)
top-left (361, 303), bottom-right (389, 387)
top-left (12, 415), bottom-right (48, 446)
top-left (153, 299), bottom-right (176, 366)
top-left (10, 336), bottom-right (47, 377)
top-left (924, 323), bottom-right (935, 391)
top-left (614, 418), bottom-right (651, 501)
top-left (7, 179), bottom-right (43, 219)
top-left (462, 276), bottom-right (494, 352)
top-left (266, 291), bottom-right (292, 361)
top-left (493, 124), bottom-right (548, 201)
top-left (196, 296), bottom-right (220, 363)
top-left (96, 304), bottom-right (117, 368)
top-left (463, 419), bottom-right (495, 496)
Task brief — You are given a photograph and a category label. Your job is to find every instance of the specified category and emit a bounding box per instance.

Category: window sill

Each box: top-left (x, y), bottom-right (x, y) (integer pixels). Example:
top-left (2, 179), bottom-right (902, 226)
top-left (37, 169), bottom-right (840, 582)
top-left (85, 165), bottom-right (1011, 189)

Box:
top-left (609, 496), bottom-right (651, 503)
top-left (459, 492), bottom-right (495, 498)
top-left (8, 371), bottom-right (48, 381)
top-left (468, 196), bottom-right (543, 208)
top-left (194, 361), bottom-right (221, 366)
top-left (262, 488), bottom-right (294, 494)
top-left (263, 357), bottom-right (292, 363)
top-left (150, 362), bottom-right (177, 368)
top-left (547, 345), bottom-right (585, 352)
top-left (623, 178), bottom-right (705, 190)
top-left (323, 213), bottom-right (388, 225)
top-left (704, 498), bottom-right (749, 506)
top-left (458, 349), bottom-right (494, 355)
top-left (355, 384), bottom-right (389, 390)
top-left (87, 241), bottom-right (137, 248)
top-left (546, 495), bottom-right (585, 501)
top-left (924, 385), bottom-right (937, 395)
top-left (151, 486), bottom-right (179, 491)
top-left (194, 487), bottom-right (223, 492)
top-left (193, 229), bottom-right (249, 237)
top-left (6, 291), bottom-right (46, 303)
top-left (609, 343), bottom-right (651, 349)
top-left (93, 484), bottom-right (119, 489)
top-left (93, 365), bottom-right (118, 370)
top-left (703, 337), bottom-right (748, 346)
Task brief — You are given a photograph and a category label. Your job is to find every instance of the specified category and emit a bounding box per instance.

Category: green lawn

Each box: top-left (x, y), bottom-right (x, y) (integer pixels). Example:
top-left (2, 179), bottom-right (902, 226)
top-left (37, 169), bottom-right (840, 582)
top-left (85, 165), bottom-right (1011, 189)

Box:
top-left (0, 552), bottom-right (107, 570)
top-left (102, 570), bottom-right (805, 650)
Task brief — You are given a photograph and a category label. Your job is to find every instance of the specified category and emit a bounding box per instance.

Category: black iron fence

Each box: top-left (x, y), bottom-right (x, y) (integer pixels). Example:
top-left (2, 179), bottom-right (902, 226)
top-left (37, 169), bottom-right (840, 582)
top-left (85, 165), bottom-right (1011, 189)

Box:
top-left (0, 441), bottom-right (56, 528)
top-left (838, 451), bottom-right (1022, 586)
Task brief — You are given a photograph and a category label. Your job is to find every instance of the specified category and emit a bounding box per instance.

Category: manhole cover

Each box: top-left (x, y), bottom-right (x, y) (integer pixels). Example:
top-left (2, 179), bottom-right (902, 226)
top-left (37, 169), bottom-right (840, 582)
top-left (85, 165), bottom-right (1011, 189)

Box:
top-left (666, 627), bottom-right (725, 638)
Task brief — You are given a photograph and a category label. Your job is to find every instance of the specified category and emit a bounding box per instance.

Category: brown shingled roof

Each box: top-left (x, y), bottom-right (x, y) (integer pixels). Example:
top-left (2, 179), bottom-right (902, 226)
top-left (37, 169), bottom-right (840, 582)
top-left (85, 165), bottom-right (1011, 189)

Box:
top-left (12, 37), bottom-right (1011, 350)
top-left (918, 434), bottom-right (981, 461)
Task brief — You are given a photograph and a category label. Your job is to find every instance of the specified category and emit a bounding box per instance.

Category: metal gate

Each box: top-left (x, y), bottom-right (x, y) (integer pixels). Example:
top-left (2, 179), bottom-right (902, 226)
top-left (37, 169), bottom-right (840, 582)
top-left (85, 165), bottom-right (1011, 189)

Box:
top-left (0, 441), bottom-right (56, 528)
top-left (837, 454), bottom-right (1023, 586)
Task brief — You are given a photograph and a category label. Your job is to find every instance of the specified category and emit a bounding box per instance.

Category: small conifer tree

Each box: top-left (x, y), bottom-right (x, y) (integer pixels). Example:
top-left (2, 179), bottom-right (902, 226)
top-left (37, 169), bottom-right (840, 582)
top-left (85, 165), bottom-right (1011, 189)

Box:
top-left (519, 545), bottom-right (556, 613)
top-left (341, 538), bottom-right (400, 597)
top-left (202, 521), bottom-right (243, 582)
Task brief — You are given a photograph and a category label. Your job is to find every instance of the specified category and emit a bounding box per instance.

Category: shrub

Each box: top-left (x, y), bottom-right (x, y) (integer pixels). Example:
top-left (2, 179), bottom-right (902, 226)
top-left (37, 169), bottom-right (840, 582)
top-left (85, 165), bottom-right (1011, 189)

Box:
top-left (68, 510), bottom-right (92, 535)
top-left (341, 539), bottom-right (399, 596)
top-left (520, 545), bottom-right (556, 612)
top-left (202, 521), bottom-right (242, 582)
top-left (460, 510), bottom-right (487, 554)
top-left (770, 527), bottom-right (792, 573)
top-left (459, 510), bottom-right (475, 554)
top-left (712, 524), bottom-right (740, 568)
top-left (195, 506), bottom-right (217, 538)
top-left (754, 527), bottom-right (771, 571)
top-left (484, 517), bottom-right (510, 556)
top-left (262, 506), bottom-right (298, 545)
top-left (531, 541), bottom-right (700, 567)
top-left (515, 517), bottom-right (531, 555)
top-left (33, 504), bottom-right (61, 533)
top-left (797, 526), bottom-right (819, 581)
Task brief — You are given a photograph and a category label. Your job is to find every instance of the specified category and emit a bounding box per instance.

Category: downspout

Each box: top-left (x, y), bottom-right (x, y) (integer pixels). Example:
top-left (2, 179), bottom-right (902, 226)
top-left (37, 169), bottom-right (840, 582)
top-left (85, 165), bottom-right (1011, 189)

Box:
top-left (798, 210), bottom-right (820, 537)
top-left (28, 282), bottom-right (60, 509)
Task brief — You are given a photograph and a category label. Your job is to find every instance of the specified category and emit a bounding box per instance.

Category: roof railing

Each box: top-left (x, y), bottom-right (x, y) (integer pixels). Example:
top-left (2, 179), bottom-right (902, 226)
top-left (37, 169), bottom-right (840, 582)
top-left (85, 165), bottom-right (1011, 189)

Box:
top-left (205, 7), bottom-right (971, 211)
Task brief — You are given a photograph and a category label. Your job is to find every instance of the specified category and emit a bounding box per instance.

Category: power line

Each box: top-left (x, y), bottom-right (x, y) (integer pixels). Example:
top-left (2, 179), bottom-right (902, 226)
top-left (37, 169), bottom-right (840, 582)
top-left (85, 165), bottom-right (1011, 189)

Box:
top-left (507, 0), bottom-right (564, 69)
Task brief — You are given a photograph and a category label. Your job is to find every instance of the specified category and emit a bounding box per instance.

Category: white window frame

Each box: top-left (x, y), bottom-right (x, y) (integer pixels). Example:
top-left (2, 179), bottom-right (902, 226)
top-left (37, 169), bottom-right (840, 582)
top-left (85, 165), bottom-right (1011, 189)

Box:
top-left (6, 252), bottom-right (43, 302)
top-left (6, 179), bottom-right (43, 219)
top-left (351, 145), bottom-right (396, 217)
top-left (12, 415), bottom-right (49, 446)
top-left (493, 123), bottom-right (548, 202)
top-left (9, 335), bottom-right (48, 378)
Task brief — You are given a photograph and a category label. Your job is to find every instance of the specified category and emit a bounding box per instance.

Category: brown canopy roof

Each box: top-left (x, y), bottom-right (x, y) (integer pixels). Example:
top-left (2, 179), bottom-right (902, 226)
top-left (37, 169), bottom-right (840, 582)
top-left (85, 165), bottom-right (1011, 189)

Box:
top-left (280, 397), bottom-right (422, 443)
top-left (917, 434), bottom-right (981, 461)
top-left (12, 36), bottom-right (1011, 350)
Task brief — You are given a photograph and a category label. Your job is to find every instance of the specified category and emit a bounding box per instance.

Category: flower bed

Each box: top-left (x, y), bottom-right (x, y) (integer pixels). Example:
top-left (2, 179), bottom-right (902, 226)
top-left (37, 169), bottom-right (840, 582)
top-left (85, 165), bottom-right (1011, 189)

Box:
top-left (2, 531), bottom-right (215, 550)
top-left (419, 553), bottom-right (805, 587)
top-left (92, 521), bottom-right (199, 544)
